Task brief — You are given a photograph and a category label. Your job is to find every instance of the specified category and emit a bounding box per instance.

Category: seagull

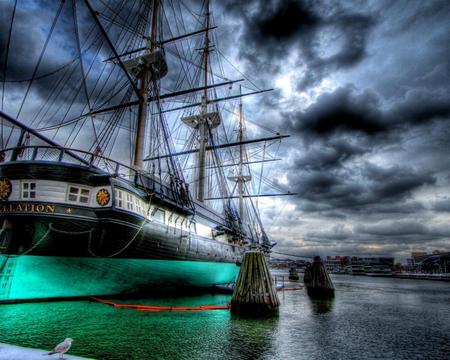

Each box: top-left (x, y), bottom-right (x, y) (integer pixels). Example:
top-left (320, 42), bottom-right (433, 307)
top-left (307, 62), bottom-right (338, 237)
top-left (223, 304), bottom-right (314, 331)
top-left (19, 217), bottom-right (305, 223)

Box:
top-left (47, 338), bottom-right (73, 359)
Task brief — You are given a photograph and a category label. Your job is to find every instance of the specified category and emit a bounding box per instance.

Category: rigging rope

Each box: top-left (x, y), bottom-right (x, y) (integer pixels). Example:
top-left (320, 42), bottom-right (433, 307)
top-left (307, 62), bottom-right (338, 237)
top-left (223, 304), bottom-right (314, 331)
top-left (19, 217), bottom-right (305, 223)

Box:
top-left (256, 143), bottom-right (266, 209)
top-left (271, 251), bottom-right (314, 259)
top-left (1, 0), bottom-right (17, 114)
top-left (83, 0), bottom-right (145, 158)
top-left (5, 0), bottom-right (65, 148)
top-left (49, 223), bottom-right (94, 235)
top-left (20, 227), bottom-right (52, 256)
top-left (5, 58), bottom-right (80, 84)
top-left (72, 0), bottom-right (100, 149)
top-left (92, 191), bottom-right (155, 258)
top-left (14, 0), bottom-right (65, 122)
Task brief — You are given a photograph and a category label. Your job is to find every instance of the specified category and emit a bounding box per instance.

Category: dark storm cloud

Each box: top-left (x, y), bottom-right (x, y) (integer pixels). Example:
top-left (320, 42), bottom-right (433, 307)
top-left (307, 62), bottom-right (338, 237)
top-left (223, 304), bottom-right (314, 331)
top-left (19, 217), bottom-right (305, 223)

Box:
top-left (277, 83), bottom-right (449, 236)
top-left (286, 86), bottom-right (450, 139)
top-left (281, 75), bottom-right (449, 223)
top-left (355, 221), bottom-right (437, 237)
top-left (288, 162), bottom-right (435, 212)
top-left (298, 13), bottom-right (375, 89)
top-left (256, 0), bottom-right (319, 39)
top-left (293, 139), bottom-right (367, 170)
top-left (304, 219), bottom-right (450, 246)
top-left (223, 0), bottom-right (376, 89)
top-left (287, 87), bottom-right (386, 136)
top-left (306, 224), bottom-right (352, 241)
top-left (363, 202), bottom-right (425, 215)
top-left (390, 89), bottom-right (450, 126)
top-left (299, 199), bottom-right (425, 217)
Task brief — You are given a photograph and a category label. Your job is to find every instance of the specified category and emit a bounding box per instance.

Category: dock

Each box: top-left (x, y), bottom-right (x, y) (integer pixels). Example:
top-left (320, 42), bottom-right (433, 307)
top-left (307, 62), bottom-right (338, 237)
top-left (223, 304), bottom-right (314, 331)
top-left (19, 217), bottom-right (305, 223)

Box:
top-left (0, 343), bottom-right (91, 359)
top-left (393, 273), bottom-right (450, 281)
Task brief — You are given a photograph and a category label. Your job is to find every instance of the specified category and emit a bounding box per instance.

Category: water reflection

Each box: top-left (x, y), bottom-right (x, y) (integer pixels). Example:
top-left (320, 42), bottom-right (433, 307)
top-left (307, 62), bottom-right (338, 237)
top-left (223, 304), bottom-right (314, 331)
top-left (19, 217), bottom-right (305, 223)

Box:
top-left (225, 315), bottom-right (279, 359)
top-left (307, 296), bottom-right (335, 314)
top-left (2, 277), bottom-right (450, 359)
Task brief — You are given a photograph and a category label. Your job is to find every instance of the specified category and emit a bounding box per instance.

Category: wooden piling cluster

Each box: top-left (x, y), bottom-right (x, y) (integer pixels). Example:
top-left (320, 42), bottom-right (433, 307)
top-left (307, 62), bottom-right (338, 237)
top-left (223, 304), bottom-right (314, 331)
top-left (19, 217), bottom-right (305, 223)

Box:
top-left (288, 267), bottom-right (300, 281)
top-left (303, 256), bottom-right (335, 297)
top-left (231, 250), bottom-right (280, 315)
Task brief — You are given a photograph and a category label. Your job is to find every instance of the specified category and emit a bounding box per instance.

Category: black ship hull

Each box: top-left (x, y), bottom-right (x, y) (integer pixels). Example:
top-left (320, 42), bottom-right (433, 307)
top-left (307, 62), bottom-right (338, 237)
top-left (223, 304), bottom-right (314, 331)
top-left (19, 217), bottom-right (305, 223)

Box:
top-left (0, 160), bottom-right (246, 302)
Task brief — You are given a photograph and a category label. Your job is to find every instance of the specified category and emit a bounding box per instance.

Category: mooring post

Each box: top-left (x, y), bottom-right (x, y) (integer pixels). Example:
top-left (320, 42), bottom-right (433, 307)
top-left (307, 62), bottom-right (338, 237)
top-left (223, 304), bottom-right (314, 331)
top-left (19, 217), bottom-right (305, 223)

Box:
top-left (231, 250), bottom-right (280, 315)
top-left (303, 256), bottom-right (335, 297)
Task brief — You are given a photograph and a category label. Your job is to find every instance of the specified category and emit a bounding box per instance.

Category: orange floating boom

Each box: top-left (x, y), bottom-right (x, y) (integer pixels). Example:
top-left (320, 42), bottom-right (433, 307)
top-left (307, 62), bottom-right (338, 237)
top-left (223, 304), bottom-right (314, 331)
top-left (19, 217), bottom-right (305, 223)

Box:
top-left (91, 297), bottom-right (230, 312)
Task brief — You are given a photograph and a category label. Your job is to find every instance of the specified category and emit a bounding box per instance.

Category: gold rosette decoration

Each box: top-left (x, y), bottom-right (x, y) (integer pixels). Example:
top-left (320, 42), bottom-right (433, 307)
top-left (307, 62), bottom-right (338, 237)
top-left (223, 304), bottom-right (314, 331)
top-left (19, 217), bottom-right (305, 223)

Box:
top-left (96, 188), bottom-right (110, 206)
top-left (0, 178), bottom-right (12, 200)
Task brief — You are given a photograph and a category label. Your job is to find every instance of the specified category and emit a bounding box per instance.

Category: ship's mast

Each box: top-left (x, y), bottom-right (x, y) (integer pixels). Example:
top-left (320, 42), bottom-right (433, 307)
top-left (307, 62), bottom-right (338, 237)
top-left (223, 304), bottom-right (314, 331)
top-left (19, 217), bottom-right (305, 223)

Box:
top-left (238, 85), bottom-right (245, 219)
top-left (196, 0), bottom-right (210, 202)
top-left (133, 68), bottom-right (148, 168)
top-left (228, 85), bottom-right (251, 222)
top-left (133, 0), bottom-right (162, 168)
top-left (181, 0), bottom-right (220, 202)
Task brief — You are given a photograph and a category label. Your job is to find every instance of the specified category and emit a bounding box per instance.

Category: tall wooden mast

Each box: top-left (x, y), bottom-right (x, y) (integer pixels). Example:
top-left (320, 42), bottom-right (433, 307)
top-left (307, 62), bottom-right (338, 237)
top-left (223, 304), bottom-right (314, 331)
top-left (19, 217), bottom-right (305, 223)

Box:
top-left (133, 63), bottom-right (148, 168)
top-left (228, 85), bottom-right (251, 222)
top-left (131, 0), bottom-right (167, 168)
top-left (197, 0), bottom-right (211, 202)
top-left (238, 85), bottom-right (245, 219)
top-left (181, 0), bottom-right (220, 202)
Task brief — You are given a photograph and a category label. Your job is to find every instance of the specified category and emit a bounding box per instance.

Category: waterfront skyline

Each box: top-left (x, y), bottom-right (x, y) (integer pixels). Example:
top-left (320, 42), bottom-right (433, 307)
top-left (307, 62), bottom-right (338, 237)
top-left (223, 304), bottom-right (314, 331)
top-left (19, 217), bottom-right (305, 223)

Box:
top-left (1, 0), bottom-right (449, 260)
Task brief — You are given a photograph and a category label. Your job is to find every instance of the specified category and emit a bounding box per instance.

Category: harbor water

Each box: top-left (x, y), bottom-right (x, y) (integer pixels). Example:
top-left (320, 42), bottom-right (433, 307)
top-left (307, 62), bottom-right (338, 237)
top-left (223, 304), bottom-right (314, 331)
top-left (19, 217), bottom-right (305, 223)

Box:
top-left (1, 274), bottom-right (449, 359)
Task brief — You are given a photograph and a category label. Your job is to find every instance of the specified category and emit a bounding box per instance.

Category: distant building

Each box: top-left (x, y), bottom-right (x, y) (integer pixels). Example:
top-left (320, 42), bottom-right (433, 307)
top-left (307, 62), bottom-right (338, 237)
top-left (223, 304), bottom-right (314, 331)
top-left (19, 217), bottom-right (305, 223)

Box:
top-left (325, 256), bottom-right (344, 273)
top-left (411, 252), bottom-right (427, 265)
top-left (406, 258), bottom-right (414, 270)
top-left (324, 256), bottom-right (395, 272)
top-left (269, 258), bottom-right (308, 269)
top-left (355, 257), bottom-right (395, 268)
top-left (411, 252), bottom-right (450, 274)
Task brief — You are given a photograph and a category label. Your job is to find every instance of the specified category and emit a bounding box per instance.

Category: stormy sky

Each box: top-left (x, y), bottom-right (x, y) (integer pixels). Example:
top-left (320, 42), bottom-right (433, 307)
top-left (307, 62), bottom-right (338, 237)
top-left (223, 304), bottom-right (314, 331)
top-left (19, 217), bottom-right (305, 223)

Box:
top-left (215, 0), bottom-right (450, 260)
top-left (1, 0), bottom-right (450, 261)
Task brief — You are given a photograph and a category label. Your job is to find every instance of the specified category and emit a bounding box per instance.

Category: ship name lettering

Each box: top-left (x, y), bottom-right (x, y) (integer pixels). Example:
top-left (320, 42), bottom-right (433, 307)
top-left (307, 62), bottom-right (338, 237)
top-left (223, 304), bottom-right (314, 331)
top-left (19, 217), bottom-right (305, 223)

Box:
top-left (0, 203), bottom-right (56, 213)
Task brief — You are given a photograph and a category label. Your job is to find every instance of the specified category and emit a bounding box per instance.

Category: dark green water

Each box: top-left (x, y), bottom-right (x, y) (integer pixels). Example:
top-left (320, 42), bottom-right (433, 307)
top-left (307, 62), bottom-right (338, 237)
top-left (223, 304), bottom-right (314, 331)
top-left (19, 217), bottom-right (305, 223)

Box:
top-left (1, 274), bottom-right (449, 359)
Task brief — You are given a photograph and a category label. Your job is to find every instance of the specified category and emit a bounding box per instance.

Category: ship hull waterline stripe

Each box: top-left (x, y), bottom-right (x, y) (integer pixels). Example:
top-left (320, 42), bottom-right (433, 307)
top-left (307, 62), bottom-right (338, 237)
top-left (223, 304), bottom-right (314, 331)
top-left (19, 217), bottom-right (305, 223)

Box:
top-left (0, 255), bottom-right (240, 302)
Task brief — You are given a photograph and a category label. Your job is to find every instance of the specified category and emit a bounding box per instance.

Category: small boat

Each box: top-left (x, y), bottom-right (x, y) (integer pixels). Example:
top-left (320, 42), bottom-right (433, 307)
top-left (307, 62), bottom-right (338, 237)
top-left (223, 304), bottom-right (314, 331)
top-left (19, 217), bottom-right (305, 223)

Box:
top-left (365, 266), bottom-right (393, 277)
top-left (345, 265), bottom-right (366, 275)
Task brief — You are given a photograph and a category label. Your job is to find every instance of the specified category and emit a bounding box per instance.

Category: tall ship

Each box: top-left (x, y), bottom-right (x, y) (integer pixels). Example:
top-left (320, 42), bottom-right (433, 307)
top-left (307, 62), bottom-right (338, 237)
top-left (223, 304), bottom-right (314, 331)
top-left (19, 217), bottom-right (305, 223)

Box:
top-left (0, 0), bottom-right (289, 302)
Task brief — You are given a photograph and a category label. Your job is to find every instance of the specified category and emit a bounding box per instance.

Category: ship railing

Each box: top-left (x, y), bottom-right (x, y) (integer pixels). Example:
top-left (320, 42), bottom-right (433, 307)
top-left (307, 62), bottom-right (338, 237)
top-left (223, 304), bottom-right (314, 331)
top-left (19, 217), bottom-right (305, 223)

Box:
top-left (0, 145), bottom-right (193, 211)
top-left (1, 144), bottom-right (139, 177)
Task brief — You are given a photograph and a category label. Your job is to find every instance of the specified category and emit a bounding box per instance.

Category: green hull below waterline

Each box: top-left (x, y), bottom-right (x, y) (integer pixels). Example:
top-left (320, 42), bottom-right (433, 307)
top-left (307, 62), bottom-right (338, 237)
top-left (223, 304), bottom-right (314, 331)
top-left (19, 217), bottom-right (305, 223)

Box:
top-left (0, 255), bottom-right (239, 302)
